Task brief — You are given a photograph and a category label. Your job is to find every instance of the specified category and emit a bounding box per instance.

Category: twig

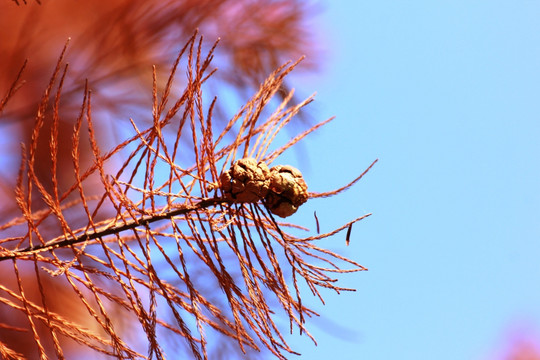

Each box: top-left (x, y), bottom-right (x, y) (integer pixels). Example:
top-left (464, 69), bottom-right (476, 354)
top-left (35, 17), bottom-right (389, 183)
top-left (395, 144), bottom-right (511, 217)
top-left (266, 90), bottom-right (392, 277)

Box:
top-left (0, 197), bottom-right (230, 261)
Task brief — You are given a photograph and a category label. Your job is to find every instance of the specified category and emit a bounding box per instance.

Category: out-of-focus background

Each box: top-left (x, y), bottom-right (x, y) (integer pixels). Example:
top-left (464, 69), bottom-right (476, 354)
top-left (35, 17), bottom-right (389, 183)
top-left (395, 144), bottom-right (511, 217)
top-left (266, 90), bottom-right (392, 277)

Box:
top-left (1, 1), bottom-right (540, 359)
top-left (284, 1), bottom-right (540, 359)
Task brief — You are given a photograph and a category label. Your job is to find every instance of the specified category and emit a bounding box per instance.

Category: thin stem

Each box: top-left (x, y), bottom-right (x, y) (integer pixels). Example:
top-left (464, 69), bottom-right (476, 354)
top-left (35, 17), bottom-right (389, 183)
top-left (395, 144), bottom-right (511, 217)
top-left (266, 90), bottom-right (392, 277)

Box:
top-left (0, 197), bottom-right (231, 261)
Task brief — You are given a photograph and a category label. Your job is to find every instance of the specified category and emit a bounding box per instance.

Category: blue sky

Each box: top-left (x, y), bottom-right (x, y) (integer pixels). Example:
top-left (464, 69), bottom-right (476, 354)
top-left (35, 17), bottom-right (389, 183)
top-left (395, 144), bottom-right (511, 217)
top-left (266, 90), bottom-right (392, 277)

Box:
top-left (279, 2), bottom-right (540, 359)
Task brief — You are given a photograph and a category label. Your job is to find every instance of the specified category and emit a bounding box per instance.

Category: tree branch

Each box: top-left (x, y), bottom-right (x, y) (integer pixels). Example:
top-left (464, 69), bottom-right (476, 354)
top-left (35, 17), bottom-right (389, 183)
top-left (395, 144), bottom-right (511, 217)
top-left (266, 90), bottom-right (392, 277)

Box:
top-left (0, 197), bottom-right (231, 261)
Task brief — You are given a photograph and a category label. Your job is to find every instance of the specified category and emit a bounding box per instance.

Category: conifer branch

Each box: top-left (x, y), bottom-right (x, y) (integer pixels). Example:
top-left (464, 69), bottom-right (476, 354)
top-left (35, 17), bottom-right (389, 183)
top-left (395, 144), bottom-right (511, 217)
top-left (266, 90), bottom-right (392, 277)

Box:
top-left (0, 4), bottom-right (375, 358)
top-left (0, 197), bottom-right (231, 261)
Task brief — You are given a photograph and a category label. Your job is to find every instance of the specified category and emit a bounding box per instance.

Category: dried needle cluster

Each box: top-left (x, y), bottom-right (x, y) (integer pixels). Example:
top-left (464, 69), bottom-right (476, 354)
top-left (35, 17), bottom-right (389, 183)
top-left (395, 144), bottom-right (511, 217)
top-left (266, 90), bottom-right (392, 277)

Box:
top-left (0, 32), bottom-right (377, 360)
top-left (219, 157), bottom-right (308, 218)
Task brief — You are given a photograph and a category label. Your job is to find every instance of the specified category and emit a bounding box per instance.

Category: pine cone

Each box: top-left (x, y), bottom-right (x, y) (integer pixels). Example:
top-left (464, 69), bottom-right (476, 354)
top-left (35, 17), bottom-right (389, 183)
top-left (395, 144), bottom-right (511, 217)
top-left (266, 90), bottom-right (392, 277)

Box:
top-left (265, 165), bottom-right (308, 218)
top-left (219, 158), bottom-right (308, 217)
top-left (219, 158), bottom-right (270, 202)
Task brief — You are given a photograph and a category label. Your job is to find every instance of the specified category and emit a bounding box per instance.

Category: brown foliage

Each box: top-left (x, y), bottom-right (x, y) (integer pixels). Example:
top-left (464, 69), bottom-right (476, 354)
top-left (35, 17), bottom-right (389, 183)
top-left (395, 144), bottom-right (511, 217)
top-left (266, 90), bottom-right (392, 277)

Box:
top-left (0, 0), bottom-right (316, 218)
top-left (0, 2), bottom-right (375, 359)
